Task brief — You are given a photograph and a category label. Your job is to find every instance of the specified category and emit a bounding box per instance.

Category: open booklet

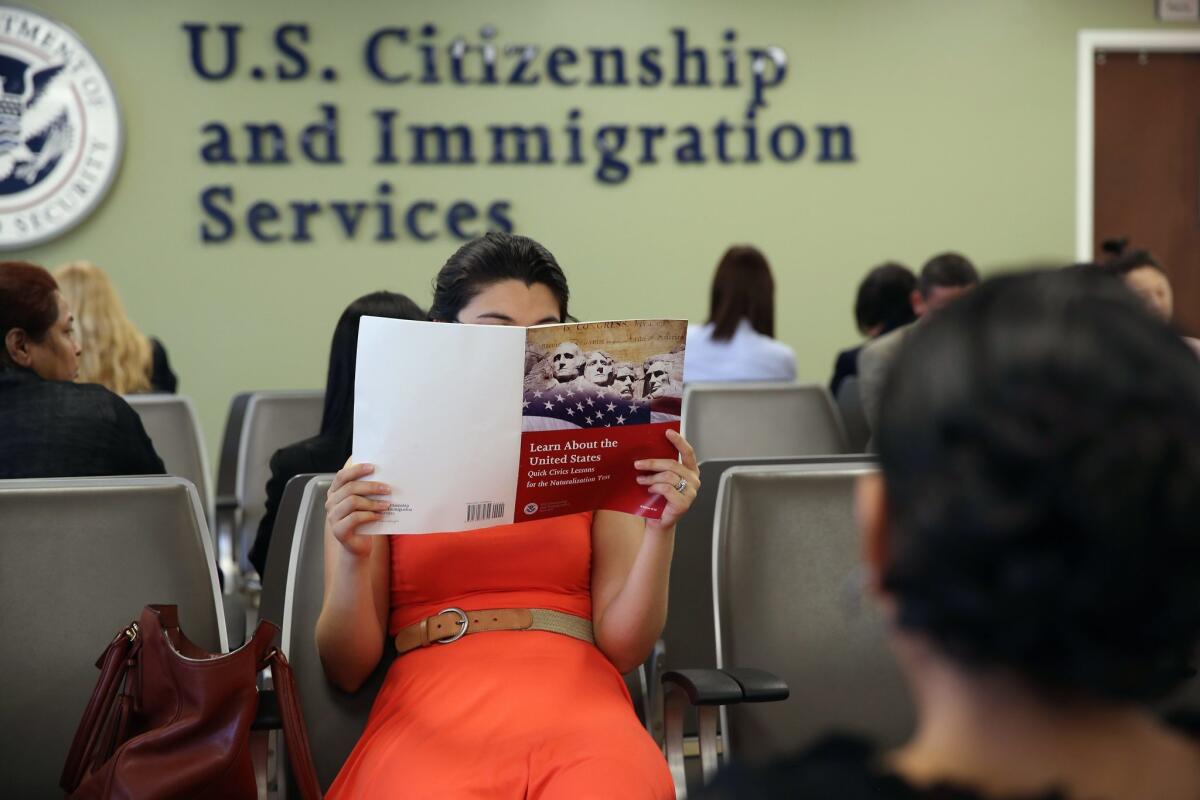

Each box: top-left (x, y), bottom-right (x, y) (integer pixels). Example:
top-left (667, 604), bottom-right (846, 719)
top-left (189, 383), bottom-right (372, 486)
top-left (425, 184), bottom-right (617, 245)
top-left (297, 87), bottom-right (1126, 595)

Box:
top-left (353, 317), bottom-right (686, 534)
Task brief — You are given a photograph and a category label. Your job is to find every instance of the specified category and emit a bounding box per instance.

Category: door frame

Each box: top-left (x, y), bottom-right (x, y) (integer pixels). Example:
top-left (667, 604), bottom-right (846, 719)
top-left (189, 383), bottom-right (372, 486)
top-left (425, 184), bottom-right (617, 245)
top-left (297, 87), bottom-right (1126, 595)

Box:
top-left (1076, 30), bottom-right (1200, 261)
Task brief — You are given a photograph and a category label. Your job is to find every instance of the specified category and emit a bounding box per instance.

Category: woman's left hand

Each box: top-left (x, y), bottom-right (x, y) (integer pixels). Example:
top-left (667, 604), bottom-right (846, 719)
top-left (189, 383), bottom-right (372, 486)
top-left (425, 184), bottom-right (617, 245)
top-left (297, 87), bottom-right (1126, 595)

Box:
top-left (635, 428), bottom-right (700, 531)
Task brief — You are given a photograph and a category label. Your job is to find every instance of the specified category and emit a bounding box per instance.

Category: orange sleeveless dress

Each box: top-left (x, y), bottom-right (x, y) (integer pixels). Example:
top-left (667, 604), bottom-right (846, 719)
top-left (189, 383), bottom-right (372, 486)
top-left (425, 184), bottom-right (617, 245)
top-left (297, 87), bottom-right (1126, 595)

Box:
top-left (326, 512), bottom-right (675, 799)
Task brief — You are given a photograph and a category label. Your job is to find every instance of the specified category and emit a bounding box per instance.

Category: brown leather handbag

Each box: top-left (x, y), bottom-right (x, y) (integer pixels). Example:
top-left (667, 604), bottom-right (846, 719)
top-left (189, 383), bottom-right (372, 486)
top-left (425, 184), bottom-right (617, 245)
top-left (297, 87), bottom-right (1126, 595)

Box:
top-left (60, 604), bottom-right (322, 799)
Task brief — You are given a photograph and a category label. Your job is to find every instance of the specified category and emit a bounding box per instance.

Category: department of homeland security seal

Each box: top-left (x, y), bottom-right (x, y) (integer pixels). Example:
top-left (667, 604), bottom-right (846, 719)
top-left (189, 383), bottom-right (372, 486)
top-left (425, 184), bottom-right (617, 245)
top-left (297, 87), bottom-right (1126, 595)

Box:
top-left (0, 7), bottom-right (121, 249)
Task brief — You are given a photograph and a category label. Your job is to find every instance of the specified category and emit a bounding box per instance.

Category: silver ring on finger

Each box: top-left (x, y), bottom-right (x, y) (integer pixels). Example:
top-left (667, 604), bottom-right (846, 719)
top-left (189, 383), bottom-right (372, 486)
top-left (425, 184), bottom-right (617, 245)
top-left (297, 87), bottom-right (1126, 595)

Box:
top-left (674, 477), bottom-right (688, 494)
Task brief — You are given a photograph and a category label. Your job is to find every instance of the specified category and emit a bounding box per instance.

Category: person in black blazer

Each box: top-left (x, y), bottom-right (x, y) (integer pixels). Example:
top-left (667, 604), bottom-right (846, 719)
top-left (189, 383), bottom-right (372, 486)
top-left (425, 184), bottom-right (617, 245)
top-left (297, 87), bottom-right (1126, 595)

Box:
top-left (248, 291), bottom-right (425, 578)
top-left (0, 261), bottom-right (164, 478)
top-left (828, 262), bottom-right (916, 397)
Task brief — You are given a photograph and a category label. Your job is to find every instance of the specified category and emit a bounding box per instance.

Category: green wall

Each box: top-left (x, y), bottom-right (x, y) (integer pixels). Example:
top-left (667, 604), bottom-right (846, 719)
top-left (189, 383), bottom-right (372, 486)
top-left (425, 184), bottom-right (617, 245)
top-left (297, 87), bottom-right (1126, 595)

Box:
top-left (16, 0), bottom-right (1189, 457)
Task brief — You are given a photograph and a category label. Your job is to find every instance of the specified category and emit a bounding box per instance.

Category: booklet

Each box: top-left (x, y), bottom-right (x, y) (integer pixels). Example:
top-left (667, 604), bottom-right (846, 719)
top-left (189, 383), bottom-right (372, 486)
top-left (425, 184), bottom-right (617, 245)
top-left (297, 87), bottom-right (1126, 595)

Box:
top-left (353, 317), bottom-right (686, 534)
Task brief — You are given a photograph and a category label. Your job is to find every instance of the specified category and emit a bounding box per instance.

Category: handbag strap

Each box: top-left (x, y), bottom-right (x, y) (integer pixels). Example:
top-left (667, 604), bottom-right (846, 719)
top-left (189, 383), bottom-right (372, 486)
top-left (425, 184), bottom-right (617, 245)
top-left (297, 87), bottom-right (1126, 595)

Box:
top-left (59, 623), bottom-right (139, 792)
top-left (269, 647), bottom-right (323, 800)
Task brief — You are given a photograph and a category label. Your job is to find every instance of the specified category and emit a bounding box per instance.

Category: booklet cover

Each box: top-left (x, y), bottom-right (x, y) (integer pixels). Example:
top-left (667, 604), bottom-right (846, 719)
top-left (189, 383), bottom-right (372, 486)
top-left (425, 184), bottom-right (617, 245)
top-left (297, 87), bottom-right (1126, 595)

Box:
top-left (353, 317), bottom-right (686, 534)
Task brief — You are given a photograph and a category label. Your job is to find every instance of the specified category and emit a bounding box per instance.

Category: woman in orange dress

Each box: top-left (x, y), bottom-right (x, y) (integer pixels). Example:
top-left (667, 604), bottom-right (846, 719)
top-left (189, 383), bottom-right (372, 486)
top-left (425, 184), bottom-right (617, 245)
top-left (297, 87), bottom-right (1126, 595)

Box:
top-left (317, 232), bottom-right (698, 799)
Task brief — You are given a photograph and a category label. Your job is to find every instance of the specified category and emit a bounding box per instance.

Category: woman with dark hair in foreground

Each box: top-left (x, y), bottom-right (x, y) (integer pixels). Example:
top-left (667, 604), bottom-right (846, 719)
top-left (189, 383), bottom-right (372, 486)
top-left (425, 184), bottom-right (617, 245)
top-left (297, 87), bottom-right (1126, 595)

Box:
top-left (249, 290), bottom-right (425, 578)
top-left (703, 269), bottom-right (1200, 799)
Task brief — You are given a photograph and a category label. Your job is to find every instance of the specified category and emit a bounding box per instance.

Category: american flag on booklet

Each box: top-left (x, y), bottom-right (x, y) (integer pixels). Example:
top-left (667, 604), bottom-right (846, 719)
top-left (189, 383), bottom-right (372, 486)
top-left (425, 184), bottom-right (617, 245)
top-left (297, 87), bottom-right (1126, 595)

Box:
top-left (522, 386), bottom-right (651, 432)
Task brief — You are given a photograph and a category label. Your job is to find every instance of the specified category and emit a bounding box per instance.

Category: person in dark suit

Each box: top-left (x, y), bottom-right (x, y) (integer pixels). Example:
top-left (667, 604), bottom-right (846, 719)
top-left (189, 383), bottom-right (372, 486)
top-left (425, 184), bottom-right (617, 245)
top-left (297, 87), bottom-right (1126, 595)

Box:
top-left (828, 262), bottom-right (916, 397)
top-left (0, 261), bottom-right (164, 478)
top-left (248, 291), bottom-right (426, 578)
top-left (701, 270), bottom-right (1200, 799)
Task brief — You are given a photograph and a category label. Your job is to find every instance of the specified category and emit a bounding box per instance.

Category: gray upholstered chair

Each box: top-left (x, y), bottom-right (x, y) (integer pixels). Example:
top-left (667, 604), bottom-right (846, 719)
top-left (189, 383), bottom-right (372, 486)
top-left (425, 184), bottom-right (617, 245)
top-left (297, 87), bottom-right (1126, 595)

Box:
top-left (275, 475), bottom-right (381, 795)
top-left (258, 473), bottom-right (322, 633)
top-left (0, 477), bottom-right (226, 796)
top-left (834, 376), bottom-right (871, 453)
top-left (649, 455), bottom-right (875, 759)
top-left (213, 391), bottom-right (323, 588)
top-left (711, 463), bottom-right (914, 765)
top-left (124, 394), bottom-right (213, 524)
top-left (681, 383), bottom-right (850, 463)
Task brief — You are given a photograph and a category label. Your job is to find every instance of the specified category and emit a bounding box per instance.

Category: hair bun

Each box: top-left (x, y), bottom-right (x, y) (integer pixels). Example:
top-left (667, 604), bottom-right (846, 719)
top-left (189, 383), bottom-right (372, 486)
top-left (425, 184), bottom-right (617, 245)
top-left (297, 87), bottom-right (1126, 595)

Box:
top-left (1101, 237), bottom-right (1129, 256)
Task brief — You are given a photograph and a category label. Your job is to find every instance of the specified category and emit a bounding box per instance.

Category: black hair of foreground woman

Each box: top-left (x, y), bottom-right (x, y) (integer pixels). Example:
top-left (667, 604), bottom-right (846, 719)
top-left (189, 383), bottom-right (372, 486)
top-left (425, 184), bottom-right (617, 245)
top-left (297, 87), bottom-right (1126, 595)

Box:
top-left (701, 269), bottom-right (1200, 800)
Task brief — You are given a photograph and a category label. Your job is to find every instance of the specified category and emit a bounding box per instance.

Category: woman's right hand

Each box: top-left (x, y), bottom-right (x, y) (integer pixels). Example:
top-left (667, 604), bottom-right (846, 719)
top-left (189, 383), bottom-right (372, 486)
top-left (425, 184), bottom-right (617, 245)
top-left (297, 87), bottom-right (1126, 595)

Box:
top-left (325, 461), bottom-right (391, 559)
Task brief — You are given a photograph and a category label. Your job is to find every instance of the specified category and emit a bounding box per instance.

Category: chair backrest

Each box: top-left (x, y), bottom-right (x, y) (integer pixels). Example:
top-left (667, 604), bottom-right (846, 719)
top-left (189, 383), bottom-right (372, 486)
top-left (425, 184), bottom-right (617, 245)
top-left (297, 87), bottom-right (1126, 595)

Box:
top-left (233, 391), bottom-right (324, 572)
top-left (713, 463), bottom-right (914, 763)
top-left (834, 376), bottom-right (870, 454)
top-left (681, 383), bottom-right (850, 463)
top-left (258, 473), bottom-right (321, 631)
top-left (279, 475), bottom-right (391, 793)
top-left (666, 455), bottom-right (875, 675)
top-left (124, 394), bottom-right (213, 523)
top-left (0, 477), bottom-right (226, 795)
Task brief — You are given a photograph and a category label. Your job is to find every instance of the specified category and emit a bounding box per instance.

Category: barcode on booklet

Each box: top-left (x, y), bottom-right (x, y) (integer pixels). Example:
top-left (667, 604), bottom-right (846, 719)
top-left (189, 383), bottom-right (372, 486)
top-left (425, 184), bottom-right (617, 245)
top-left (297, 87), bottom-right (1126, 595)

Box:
top-left (466, 501), bottom-right (505, 523)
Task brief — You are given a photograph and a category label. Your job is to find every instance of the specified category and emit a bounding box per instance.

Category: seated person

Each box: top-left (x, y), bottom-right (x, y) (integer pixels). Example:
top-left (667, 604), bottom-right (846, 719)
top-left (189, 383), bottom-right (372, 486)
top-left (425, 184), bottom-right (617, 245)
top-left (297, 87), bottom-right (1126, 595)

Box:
top-left (685, 245), bottom-right (796, 383)
top-left (1095, 240), bottom-right (1200, 357)
top-left (702, 268), bottom-right (1200, 799)
top-left (858, 252), bottom-right (978, 434)
top-left (319, 232), bottom-right (698, 798)
top-left (829, 262), bottom-right (916, 397)
top-left (0, 261), bottom-right (164, 478)
top-left (249, 290), bottom-right (425, 578)
top-left (54, 261), bottom-right (178, 394)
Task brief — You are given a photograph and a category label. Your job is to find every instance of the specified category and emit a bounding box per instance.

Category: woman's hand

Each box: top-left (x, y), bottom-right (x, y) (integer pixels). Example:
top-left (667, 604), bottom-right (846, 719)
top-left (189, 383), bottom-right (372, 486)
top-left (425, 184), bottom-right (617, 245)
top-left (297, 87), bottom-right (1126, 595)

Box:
top-left (635, 428), bottom-right (700, 530)
top-left (325, 461), bottom-right (391, 559)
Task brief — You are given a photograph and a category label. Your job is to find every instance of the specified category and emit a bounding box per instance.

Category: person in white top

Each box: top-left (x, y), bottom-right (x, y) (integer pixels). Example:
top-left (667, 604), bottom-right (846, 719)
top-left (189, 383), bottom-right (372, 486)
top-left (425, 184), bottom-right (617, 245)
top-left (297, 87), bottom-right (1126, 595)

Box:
top-left (685, 245), bottom-right (797, 383)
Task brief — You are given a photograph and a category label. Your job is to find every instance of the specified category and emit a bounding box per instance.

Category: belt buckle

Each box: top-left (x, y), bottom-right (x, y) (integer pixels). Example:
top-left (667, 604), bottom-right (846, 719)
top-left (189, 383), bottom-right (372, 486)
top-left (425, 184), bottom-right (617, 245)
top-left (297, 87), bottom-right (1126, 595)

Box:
top-left (434, 607), bottom-right (469, 644)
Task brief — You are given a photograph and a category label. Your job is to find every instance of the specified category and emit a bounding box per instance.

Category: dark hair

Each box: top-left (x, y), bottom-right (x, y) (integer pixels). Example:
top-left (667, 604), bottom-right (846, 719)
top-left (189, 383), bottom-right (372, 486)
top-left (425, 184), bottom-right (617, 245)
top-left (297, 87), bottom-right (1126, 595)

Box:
top-left (321, 291), bottom-right (426, 456)
top-left (429, 232), bottom-right (569, 323)
top-left (1097, 238), bottom-right (1165, 279)
top-left (854, 262), bottom-right (917, 335)
top-left (708, 245), bottom-right (775, 341)
top-left (877, 269), bottom-right (1200, 703)
top-left (917, 252), bottom-right (979, 298)
top-left (0, 261), bottom-right (59, 369)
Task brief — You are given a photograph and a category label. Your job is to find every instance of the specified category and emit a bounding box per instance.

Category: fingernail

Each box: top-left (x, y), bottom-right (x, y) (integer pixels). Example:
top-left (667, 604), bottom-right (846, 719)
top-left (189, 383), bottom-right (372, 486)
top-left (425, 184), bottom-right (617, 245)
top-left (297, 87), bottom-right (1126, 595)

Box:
top-left (376, 484), bottom-right (390, 493)
top-left (634, 460), bottom-right (645, 468)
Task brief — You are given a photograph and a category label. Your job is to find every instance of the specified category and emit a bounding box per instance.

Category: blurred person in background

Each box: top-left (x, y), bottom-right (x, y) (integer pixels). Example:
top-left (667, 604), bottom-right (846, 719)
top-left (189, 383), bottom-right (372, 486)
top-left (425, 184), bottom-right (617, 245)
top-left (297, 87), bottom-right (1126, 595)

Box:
top-left (54, 261), bottom-right (178, 394)
top-left (249, 290), bottom-right (426, 579)
top-left (685, 245), bottom-right (796, 383)
top-left (1096, 239), bottom-right (1200, 357)
top-left (829, 262), bottom-right (917, 397)
top-left (858, 253), bottom-right (978, 434)
top-left (702, 268), bottom-right (1200, 799)
top-left (0, 261), bottom-right (163, 478)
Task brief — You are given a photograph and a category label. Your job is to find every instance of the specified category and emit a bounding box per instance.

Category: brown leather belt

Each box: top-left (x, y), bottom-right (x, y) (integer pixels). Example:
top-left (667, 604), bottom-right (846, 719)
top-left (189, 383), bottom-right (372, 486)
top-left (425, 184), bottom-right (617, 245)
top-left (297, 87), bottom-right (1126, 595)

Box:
top-left (394, 607), bottom-right (594, 655)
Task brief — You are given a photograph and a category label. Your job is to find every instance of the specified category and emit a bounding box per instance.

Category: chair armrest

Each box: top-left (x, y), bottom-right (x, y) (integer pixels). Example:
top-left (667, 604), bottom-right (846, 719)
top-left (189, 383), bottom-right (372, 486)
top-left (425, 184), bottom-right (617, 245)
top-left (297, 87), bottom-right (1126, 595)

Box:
top-left (720, 667), bottom-right (789, 702)
top-left (662, 669), bottom-right (744, 705)
top-left (252, 689), bottom-right (281, 731)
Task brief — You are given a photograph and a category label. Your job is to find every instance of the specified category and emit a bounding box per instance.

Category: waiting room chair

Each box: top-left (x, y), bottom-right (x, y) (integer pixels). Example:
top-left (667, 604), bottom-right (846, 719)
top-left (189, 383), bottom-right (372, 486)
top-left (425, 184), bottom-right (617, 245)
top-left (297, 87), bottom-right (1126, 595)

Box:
top-left (681, 383), bottom-right (850, 463)
top-left (214, 391), bottom-right (323, 588)
top-left (0, 477), bottom-right (227, 795)
top-left (258, 473), bottom-right (322, 634)
top-left (711, 463), bottom-right (914, 764)
top-left (650, 456), bottom-right (876, 756)
top-left (124, 394), bottom-right (214, 524)
top-left (834, 376), bottom-right (871, 453)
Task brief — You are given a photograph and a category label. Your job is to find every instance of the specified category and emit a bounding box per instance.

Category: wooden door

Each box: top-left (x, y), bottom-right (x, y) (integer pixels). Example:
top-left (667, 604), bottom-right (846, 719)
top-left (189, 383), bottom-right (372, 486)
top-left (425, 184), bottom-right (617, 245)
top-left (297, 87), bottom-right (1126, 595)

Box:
top-left (1094, 51), bottom-right (1200, 335)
